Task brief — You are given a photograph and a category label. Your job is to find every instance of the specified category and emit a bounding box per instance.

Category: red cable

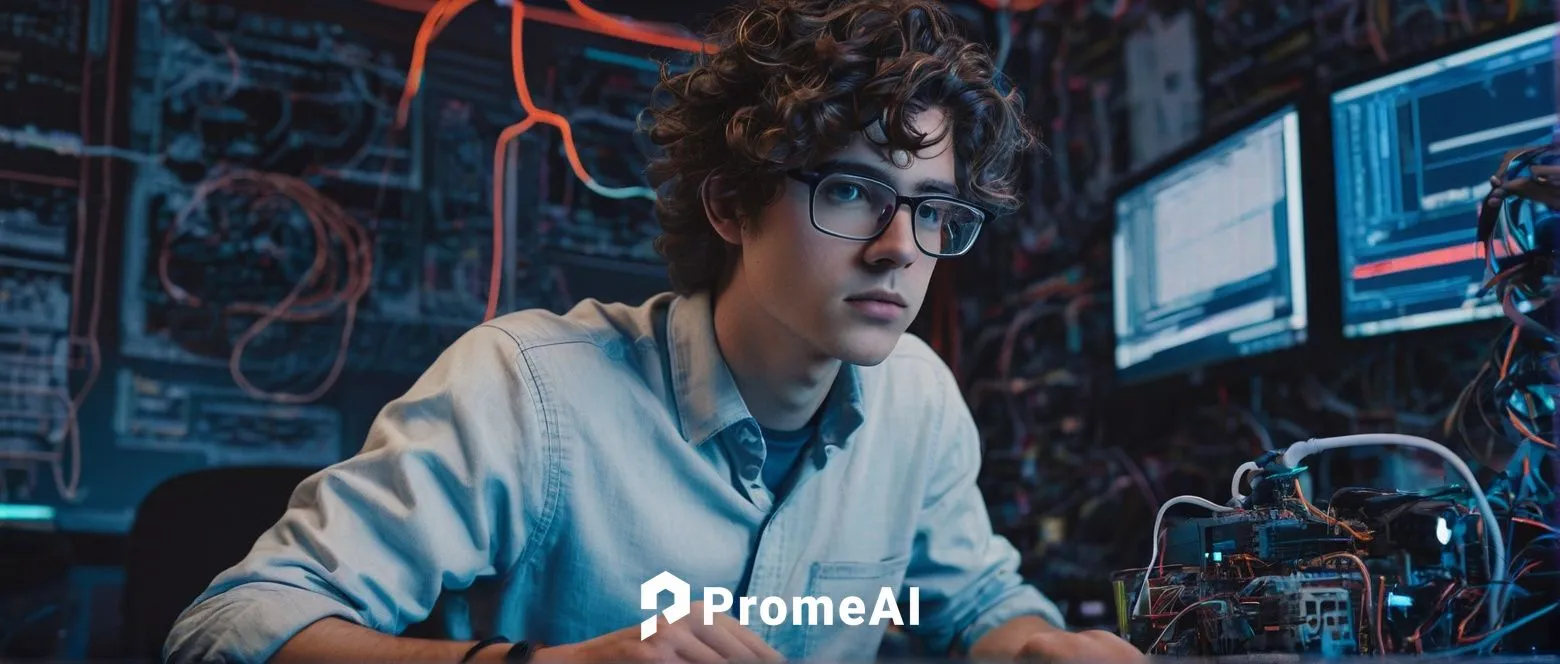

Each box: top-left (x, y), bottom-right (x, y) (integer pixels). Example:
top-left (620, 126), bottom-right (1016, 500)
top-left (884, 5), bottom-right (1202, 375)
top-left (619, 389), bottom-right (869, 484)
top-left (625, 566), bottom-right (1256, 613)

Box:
top-left (396, 0), bottom-right (713, 321)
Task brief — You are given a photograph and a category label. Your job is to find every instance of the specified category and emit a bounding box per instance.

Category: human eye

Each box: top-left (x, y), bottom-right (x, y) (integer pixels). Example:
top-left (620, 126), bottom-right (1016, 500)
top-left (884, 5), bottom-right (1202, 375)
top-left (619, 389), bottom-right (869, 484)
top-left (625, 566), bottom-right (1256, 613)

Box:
top-left (822, 181), bottom-right (869, 204)
top-left (915, 204), bottom-right (943, 228)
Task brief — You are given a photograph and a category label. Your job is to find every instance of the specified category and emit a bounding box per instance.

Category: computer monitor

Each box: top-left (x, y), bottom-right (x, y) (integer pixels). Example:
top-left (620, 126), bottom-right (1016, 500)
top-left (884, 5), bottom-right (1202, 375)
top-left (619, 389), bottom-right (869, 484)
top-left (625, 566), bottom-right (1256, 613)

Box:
top-left (1113, 105), bottom-right (1309, 383)
top-left (1331, 23), bottom-right (1555, 338)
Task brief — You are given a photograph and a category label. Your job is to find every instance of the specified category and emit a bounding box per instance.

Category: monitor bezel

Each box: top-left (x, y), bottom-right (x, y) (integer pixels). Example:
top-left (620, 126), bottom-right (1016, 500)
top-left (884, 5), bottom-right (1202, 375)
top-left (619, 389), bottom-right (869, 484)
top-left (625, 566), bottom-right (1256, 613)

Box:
top-left (1328, 19), bottom-right (1558, 107)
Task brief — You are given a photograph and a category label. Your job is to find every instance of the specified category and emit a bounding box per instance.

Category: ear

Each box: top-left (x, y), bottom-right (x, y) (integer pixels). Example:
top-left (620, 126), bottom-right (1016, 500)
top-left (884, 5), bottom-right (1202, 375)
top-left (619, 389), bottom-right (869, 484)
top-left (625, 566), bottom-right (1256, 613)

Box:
top-left (701, 174), bottom-right (744, 245)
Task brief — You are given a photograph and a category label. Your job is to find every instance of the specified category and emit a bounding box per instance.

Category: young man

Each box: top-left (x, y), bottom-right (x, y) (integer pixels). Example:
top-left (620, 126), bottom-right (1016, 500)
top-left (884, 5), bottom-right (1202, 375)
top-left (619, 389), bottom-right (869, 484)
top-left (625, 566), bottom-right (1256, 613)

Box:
top-left (165, 0), bottom-right (1145, 662)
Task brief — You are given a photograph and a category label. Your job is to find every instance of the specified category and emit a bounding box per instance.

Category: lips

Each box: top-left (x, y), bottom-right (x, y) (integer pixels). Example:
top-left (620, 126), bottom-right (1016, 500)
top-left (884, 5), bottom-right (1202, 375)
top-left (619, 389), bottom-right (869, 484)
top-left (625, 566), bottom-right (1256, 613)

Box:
top-left (845, 290), bottom-right (907, 323)
top-left (845, 289), bottom-right (907, 307)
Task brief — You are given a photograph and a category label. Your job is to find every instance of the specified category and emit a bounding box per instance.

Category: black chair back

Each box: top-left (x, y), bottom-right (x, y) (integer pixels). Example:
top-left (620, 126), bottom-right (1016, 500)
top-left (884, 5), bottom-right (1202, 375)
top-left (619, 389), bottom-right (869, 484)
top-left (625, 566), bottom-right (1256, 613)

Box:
top-left (120, 466), bottom-right (317, 660)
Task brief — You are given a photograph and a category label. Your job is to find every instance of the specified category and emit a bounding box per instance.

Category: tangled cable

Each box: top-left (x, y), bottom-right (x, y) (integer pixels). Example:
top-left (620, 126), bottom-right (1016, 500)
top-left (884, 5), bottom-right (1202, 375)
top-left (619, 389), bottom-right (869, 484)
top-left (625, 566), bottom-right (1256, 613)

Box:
top-left (1458, 144), bottom-right (1560, 450)
top-left (158, 169), bottom-right (373, 403)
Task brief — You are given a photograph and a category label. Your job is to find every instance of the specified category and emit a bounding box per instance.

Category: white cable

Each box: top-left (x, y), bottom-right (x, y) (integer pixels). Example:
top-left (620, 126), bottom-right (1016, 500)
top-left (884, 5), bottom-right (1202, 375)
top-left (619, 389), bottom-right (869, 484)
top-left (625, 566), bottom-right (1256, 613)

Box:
top-left (1281, 434), bottom-right (1506, 626)
top-left (1230, 461), bottom-right (1259, 505)
top-left (1133, 495), bottom-right (1237, 615)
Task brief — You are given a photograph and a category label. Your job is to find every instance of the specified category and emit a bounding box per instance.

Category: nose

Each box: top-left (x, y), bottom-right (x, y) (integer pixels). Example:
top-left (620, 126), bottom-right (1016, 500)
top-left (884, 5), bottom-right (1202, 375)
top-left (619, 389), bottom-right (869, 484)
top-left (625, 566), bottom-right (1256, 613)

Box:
top-left (863, 204), bottom-right (919, 268)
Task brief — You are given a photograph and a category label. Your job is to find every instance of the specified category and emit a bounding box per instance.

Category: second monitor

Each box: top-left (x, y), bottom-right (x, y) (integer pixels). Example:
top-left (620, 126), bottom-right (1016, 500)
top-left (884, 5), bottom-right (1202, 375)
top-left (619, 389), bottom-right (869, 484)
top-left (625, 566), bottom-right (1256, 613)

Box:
top-left (1112, 104), bottom-right (1309, 383)
top-left (1331, 22), bottom-right (1555, 338)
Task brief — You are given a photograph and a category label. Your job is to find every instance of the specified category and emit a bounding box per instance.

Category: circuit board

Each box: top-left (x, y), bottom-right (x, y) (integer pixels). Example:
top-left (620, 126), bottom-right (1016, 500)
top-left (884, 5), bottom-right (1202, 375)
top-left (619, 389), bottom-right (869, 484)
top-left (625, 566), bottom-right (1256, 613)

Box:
top-left (1112, 467), bottom-right (1553, 657)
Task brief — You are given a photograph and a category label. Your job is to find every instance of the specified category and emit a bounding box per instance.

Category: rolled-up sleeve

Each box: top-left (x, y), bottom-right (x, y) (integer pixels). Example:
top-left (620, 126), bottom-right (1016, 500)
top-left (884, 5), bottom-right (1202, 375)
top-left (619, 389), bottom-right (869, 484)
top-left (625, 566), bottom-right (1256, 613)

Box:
top-left (164, 324), bottom-right (551, 664)
top-left (902, 363), bottom-right (1065, 655)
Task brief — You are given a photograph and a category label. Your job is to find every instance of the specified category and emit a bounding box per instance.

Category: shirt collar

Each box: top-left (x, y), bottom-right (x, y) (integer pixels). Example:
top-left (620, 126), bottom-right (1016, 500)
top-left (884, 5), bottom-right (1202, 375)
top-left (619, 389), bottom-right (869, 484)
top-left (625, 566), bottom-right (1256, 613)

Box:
top-left (666, 291), bottom-right (866, 448)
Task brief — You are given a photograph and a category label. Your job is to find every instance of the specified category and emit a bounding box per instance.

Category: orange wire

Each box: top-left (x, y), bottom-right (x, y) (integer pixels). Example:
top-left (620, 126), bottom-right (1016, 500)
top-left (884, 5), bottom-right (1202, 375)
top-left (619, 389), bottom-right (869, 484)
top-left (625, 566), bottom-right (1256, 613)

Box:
top-left (159, 171), bottom-right (371, 403)
top-left (1507, 411), bottom-right (1558, 449)
top-left (1513, 516), bottom-right (1560, 533)
top-left (398, 0), bottom-right (482, 128)
top-left (365, 0), bottom-right (711, 48)
top-left (1313, 553), bottom-right (1380, 655)
top-left (486, 1), bottom-right (706, 319)
top-left (1500, 324), bottom-right (1520, 378)
top-left (393, 0), bottom-right (713, 320)
top-left (560, 0), bottom-right (714, 53)
top-left (1406, 583), bottom-right (1460, 653)
top-left (1456, 587), bottom-right (1485, 643)
top-left (1458, 561), bottom-right (1543, 643)
top-left (1293, 479), bottom-right (1375, 541)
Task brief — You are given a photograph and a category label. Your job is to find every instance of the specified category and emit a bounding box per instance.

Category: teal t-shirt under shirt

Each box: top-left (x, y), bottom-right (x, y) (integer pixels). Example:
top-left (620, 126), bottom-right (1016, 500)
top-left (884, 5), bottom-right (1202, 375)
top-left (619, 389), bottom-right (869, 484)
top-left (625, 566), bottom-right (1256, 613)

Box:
top-left (760, 421), bottom-right (813, 500)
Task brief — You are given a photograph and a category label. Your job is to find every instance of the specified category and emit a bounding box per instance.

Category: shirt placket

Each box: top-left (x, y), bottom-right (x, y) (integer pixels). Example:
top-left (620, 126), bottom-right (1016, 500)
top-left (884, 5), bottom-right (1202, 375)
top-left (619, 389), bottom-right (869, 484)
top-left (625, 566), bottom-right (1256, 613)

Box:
top-left (729, 423), bottom-right (772, 512)
top-left (739, 429), bottom-right (844, 649)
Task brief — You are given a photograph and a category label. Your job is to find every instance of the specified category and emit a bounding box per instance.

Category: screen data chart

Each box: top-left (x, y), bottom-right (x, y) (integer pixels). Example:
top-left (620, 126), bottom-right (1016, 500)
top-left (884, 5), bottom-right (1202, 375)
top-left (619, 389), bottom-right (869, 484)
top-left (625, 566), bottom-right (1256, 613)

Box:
top-left (1332, 23), bottom-right (1555, 338)
top-left (1113, 107), bottom-right (1309, 382)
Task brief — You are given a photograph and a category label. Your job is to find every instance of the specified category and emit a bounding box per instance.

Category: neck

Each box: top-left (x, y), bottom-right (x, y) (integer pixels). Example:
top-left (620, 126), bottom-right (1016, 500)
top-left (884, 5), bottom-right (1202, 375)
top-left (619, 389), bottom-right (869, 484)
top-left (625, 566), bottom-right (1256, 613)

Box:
top-left (710, 273), bottom-right (840, 431)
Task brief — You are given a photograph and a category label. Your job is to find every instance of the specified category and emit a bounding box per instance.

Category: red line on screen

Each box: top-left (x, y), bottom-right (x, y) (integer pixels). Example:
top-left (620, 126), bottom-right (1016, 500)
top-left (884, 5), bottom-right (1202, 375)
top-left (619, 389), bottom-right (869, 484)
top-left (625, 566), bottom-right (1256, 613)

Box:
top-left (1350, 241), bottom-right (1506, 280)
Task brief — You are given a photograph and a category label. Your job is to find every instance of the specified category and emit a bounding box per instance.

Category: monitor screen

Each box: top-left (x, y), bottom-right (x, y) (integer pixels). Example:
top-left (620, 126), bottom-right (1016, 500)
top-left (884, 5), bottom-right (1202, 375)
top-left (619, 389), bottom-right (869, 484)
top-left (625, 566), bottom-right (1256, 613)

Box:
top-left (1331, 23), bottom-right (1555, 338)
top-left (1113, 106), bottom-right (1309, 382)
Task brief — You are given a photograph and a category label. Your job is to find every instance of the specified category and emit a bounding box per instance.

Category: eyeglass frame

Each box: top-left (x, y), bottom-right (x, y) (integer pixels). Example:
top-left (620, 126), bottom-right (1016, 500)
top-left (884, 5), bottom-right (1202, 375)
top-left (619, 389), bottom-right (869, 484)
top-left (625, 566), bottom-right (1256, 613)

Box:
top-left (785, 169), bottom-right (994, 258)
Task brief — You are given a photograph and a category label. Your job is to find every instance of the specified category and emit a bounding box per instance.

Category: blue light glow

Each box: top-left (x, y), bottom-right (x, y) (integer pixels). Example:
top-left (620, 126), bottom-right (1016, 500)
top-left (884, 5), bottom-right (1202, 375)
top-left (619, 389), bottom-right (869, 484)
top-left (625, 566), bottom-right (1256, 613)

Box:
top-left (0, 504), bottom-right (56, 521)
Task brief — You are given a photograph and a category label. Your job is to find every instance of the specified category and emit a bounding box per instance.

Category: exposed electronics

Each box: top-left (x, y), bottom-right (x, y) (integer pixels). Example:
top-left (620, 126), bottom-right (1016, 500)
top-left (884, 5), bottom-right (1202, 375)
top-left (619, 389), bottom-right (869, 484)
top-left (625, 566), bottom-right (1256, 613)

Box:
top-left (1113, 435), bottom-right (1554, 657)
top-left (1330, 23), bottom-right (1556, 338)
top-left (1112, 105), bottom-right (1309, 383)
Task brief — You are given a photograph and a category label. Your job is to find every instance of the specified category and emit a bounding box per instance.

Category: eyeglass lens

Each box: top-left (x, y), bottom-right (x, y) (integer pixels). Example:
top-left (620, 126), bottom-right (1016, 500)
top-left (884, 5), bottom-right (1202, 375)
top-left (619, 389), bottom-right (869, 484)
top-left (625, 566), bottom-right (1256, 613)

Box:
top-left (811, 173), bottom-right (984, 256)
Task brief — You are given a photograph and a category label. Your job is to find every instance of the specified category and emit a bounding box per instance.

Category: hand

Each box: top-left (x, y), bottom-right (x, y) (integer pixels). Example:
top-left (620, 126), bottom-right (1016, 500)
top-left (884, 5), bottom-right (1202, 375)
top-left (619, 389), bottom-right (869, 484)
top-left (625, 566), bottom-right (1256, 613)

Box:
top-left (1014, 629), bottom-right (1146, 664)
top-left (532, 601), bottom-right (786, 664)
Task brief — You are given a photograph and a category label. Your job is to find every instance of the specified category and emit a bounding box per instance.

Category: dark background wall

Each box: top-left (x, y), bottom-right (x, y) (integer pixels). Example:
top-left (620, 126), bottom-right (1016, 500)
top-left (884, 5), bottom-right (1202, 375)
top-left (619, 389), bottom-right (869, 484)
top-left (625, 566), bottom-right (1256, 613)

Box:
top-left (0, 0), bottom-right (1555, 657)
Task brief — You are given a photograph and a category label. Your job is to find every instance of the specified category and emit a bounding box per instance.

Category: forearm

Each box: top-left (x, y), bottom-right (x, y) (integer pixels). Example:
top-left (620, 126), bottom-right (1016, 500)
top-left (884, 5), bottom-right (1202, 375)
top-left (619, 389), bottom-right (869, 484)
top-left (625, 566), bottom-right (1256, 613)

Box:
top-left (967, 615), bottom-right (1063, 658)
top-left (273, 617), bottom-right (498, 663)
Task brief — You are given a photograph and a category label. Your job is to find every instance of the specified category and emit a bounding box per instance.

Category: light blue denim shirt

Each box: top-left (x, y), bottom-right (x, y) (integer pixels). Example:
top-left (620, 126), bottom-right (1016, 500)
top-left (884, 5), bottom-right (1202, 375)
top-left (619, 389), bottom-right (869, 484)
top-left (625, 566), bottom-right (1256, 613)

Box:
top-left (164, 291), bottom-right (1063, 663)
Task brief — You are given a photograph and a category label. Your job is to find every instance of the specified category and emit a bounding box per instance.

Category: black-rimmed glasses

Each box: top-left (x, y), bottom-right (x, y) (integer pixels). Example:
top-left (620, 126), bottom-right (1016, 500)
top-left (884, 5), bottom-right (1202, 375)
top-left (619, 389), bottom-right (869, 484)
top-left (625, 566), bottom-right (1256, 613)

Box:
top-left (787, 170), bottom-right (991, 258)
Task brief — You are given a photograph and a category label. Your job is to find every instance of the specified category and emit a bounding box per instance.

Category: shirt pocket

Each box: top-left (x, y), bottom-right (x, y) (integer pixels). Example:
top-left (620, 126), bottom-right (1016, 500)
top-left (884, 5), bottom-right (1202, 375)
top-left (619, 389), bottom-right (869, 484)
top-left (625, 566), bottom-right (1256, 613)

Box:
top-left (798, 555), bottom-right (912, 661)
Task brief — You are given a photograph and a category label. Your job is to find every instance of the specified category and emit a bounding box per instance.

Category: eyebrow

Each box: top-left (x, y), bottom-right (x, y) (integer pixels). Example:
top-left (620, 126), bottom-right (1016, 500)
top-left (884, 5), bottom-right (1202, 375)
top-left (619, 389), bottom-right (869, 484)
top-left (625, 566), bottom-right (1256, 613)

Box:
top-left (813, 158), bottom-right (960, 197)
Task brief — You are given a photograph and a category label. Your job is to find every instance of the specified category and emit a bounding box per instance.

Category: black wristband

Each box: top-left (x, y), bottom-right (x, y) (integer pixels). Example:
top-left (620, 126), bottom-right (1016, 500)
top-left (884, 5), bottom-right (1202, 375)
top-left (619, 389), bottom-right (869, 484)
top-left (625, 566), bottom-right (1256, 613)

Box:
top-left (461, 636), bottom-right (511, 663)
top-left (504, 640), bottom-right (538, 663)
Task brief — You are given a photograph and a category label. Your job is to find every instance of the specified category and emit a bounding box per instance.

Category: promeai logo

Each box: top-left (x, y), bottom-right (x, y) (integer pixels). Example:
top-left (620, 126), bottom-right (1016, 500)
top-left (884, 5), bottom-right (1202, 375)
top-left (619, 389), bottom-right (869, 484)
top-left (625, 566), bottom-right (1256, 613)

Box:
top-left (638, 571), bottom-right (919, 641)
top-left (641, 571), bottom-right (692, 640)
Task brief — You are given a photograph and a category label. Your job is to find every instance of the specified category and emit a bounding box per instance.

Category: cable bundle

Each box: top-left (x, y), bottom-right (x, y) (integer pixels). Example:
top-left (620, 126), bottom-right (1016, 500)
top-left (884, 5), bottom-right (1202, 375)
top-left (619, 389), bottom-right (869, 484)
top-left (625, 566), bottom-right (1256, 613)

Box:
top-left (158, 169), bottom-right (373, 403)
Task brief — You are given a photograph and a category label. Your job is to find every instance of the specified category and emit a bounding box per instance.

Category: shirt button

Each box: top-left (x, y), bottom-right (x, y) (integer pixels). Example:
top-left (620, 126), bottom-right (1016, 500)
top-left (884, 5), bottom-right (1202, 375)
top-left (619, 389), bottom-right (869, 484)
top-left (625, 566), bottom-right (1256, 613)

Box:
top-left (742, 464), bottom-right (761, 480)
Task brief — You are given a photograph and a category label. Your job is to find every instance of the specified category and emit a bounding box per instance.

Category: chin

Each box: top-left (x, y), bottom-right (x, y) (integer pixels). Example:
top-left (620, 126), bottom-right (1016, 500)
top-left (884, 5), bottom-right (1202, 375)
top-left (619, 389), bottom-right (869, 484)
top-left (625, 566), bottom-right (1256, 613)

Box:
top-left (827, 329), bottom-right (904, 366)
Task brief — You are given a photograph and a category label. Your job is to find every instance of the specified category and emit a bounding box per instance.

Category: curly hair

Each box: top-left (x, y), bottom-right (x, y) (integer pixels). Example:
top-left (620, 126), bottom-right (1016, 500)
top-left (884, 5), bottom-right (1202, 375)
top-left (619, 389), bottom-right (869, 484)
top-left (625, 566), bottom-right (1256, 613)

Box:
top-left (643, 0), bottom-right (1036, 295)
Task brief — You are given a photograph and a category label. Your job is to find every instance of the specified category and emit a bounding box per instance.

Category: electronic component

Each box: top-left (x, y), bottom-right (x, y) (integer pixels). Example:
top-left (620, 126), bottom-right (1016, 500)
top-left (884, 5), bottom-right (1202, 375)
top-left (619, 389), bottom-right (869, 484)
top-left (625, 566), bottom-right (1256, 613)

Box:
top-left (1112, 434), bottom-right (1555, 657)
top-left (112, 369), bottom-right (339, 467)
top-left (1112, 105), bottom-right (1308, 382)
top-left (1115, 480), bottom-right (1490, 656)
top-left (1331, 23), bottom-right (1556, 338)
